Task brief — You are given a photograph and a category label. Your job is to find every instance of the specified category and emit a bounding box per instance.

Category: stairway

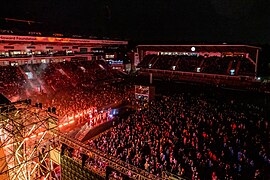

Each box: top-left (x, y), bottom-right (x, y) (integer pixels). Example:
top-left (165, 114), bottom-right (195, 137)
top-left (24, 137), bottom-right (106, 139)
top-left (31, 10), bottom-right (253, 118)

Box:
top-left (247, 57), bottom-right (256, 65)
top-left (226, 60), bottom-right (233, 74)
top-left (150, 56), bottom-right (159, 68)
top-left (235, 61), bottom-right (242, 75)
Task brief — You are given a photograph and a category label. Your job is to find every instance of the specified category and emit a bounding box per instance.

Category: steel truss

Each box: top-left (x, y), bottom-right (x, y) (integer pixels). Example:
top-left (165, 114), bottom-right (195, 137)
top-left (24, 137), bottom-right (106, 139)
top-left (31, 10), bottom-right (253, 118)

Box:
top-left (57, 131), bottom-right (188, 180)
top-left (0, 102), bottom-right (58, 180)
top-left (56, 131), bottom-right (157, 180)
top-left (161, 171), bottom-right (187, 180)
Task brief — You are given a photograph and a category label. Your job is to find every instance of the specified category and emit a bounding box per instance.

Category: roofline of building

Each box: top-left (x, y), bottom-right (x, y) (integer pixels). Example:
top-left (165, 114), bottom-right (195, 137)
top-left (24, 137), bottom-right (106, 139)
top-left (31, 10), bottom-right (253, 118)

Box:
top-left (0, 34), bottom-right (128, 45)
top-left (137, 44), bottom-right (261, 50)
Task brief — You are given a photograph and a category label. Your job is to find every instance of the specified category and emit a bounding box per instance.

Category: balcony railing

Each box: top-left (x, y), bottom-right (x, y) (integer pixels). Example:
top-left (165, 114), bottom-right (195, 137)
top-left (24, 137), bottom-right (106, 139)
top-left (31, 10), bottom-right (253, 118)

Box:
top-left (55, 130), bottom-right (158, 180)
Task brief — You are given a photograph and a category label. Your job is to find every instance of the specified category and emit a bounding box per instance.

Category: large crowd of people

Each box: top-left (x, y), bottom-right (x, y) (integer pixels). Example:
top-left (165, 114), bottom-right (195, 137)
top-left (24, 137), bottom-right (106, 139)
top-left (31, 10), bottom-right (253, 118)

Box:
top-left (0, 65), bottom-right (27, 100)
top-left (0, 60), bottom-right (125, 99)
top-left (0, 60), bottom-right (132, 129)
top-left (0, 59), bottom-right (269, 179)
top-left (89, 93), bottom-right (269, 179)
top-left (35, 83), bottom-right (132, 118)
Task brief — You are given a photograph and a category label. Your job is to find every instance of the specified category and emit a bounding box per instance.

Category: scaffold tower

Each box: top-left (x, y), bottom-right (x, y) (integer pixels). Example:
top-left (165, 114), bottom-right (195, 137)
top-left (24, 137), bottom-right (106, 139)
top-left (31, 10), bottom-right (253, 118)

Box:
top-left (0, 101), bottom-right (58, 180)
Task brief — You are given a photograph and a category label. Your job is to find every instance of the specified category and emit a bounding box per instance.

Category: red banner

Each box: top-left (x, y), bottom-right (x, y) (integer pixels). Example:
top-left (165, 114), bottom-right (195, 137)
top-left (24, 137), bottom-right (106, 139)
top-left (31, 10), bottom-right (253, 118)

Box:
top-left (0, 35), bottom-right (128, 45)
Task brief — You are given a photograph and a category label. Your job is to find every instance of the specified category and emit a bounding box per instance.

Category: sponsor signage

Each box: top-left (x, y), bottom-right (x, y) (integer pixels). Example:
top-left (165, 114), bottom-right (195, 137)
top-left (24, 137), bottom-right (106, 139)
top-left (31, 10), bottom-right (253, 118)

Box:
top-left (0, 35), bottom-right (128, 45)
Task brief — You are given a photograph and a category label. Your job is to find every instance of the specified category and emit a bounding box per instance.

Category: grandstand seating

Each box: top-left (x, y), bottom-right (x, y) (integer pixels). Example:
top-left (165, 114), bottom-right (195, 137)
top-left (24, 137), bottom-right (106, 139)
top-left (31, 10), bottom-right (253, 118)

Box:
top-left (238, 58), bottom-right (255, 76)
top-left (0, 60), bottom-right (124, 99)
top-left (0, 65), bottom-right (27, 99)
top-left (138, 54), bottom-right (255, 76)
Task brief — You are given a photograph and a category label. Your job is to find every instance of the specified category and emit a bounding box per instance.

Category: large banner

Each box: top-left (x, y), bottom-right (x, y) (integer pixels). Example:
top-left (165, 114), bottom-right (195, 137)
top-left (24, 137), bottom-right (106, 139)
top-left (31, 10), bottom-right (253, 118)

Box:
top-left (0, 35), bottom-right (128, 45)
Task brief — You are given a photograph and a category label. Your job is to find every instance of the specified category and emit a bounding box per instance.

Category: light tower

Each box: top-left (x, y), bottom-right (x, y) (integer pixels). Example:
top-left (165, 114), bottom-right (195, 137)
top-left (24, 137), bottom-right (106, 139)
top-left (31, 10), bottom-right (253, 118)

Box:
top-left (0, 101), bottom-right (59, 180)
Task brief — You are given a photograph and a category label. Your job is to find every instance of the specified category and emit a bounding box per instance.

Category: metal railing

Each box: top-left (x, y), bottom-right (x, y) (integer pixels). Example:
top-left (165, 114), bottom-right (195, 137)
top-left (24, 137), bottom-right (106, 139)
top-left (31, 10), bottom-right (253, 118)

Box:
top-left (141, 68), bottom-right (254, 81)
top-left (55, 130), bottom-right (157, 180)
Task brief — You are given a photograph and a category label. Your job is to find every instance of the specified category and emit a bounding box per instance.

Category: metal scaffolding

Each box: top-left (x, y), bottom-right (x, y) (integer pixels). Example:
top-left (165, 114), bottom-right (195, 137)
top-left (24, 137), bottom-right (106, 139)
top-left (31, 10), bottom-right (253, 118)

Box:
top-left (0, 100), bottom-right (185, 180)
top-left (56, 131), bottom-right (157, 180)
top-left (0, 101), bottom-right (58, 180)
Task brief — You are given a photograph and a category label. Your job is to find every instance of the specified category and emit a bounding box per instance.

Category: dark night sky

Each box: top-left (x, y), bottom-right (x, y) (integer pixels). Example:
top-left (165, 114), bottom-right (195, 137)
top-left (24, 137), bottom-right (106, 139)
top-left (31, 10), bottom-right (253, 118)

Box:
top-left (0, 0), bottom-right (269, 44)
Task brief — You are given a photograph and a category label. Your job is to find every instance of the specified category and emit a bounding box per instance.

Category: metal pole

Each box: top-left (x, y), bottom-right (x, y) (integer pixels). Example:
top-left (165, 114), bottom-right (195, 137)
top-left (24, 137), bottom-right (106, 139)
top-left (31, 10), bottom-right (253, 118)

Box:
top-left (255, 49), bottom-right (259, 76)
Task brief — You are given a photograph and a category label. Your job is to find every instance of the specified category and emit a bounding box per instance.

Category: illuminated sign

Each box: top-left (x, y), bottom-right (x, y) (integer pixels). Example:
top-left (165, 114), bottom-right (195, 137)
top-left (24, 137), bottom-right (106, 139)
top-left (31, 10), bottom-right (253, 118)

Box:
top-left (0, 35), bottom-right (128, 45)
top-left (108, 60), bottom-right (123, 64)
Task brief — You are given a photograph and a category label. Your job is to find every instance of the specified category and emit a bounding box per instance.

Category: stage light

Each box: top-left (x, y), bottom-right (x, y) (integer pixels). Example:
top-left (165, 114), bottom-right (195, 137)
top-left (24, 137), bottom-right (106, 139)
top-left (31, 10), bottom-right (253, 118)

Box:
top-left (69, 120), bottom-right (74, 124)
top-left (30, 134), bottom-right (37, 138)
top-left (230, 69), bottom-right (235, 75)
top-left (191, 47), bottom-right (196, 52)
